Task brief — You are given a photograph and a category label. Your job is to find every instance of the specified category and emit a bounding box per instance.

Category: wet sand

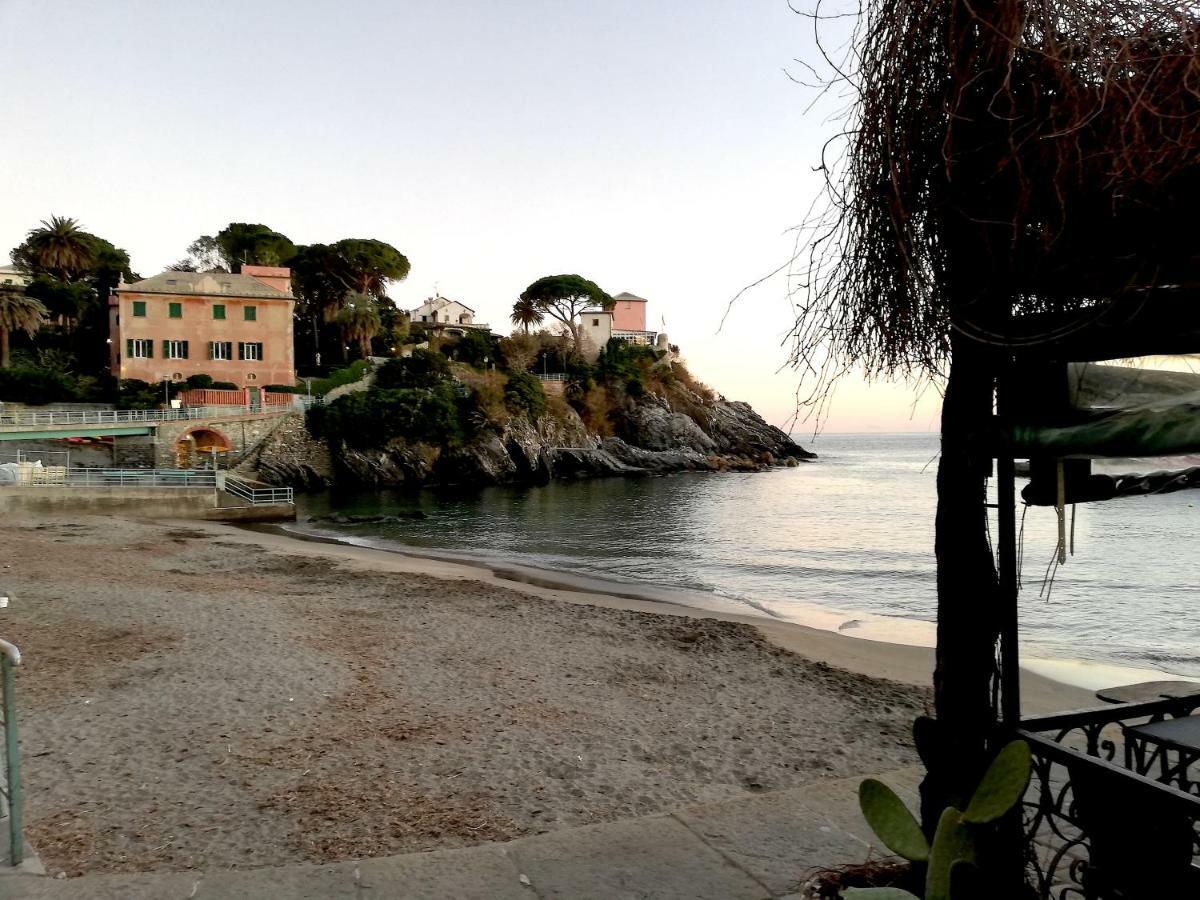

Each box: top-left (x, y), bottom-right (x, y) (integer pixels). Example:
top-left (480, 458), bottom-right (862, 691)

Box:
top-left (0, 514), bottom-right (1088, 878)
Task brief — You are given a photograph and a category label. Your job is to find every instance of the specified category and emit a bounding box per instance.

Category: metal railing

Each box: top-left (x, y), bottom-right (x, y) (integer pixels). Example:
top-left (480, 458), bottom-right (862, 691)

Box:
top-left (222, 473), bottom-right (294, 506)
top-left (1018, 697), bottom-right (1200, 897)
top-left (0, 636), bottom-right (22, 867)
top-left (0, 405), bottom-right (286, 429)
top-left (6, 467), bottom-right (217, 488)
top-left (535, 372), bottom-right (568, 382)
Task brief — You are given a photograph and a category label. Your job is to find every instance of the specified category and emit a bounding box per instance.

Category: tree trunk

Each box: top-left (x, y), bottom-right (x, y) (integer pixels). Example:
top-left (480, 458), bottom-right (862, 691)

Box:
top-left (921, 332), bottom-right (1001, 830)
top-left (0, 327), bottom-right (9, 368)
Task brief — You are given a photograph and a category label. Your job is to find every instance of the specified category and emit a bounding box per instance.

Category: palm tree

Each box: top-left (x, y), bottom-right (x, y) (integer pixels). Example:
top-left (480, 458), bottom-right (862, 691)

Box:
top-left (335, 294), bottom-right (382, 359)
top-left (23, 216), bottom-right (94, 280)
top-left (0, 289), bottom-right (48, 368)
top-left (510, 296), bottom-right (544, 334)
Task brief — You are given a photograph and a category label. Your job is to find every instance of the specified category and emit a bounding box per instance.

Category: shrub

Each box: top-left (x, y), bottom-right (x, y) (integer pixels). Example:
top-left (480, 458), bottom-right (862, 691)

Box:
top-left (448, 329), bottom-right (499, 368)
top-left (309, 359), bottom-right (371, 396)
top-left (498, 333), bottom-right (539, 372)
top-left (117, 378), bottom-right (162, 410)
top-left (0, 366), bottom-right (81, 404)
top-left (263, 384), bottom-right (303, 394)
top-left (310, 382), bottom-right (465, 449)
top-left (185, 374), bottom-right (214, 390)
top-left (211, 381), bottom-right (239, 391)
top-left (373, 350), bottom-right (450, 391)
top-left (504, 370), bottom-right (547, 418)
top-left (454, 368), bottom-right (508, 426)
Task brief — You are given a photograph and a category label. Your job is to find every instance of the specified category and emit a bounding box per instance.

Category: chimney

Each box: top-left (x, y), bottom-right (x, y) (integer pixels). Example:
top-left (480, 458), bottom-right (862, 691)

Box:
top-left (241, 265), bottom-right (292, 294)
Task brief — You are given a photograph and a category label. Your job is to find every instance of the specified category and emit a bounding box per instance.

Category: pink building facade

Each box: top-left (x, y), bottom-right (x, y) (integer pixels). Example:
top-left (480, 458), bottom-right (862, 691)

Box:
top-left (609, 292), bottom-right (648, 331)
top-left (109, 266), bottom-right (296, 388)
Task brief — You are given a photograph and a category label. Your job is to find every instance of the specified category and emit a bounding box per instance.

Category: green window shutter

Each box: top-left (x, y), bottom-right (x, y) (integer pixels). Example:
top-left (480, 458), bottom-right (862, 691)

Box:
top-left (207, 341), bottom-right (214, 360)
top-left (182, 341), bottom-right (189, 360)
top-left (125, 339), bottom-right (132, 359)
top-left (163, 340), bottom-right (169, 358)
top-left (213, 304), bottom-right (225, 320)
top-left (244, 306), bottom-right (257, 321)
top-left (237, 342), bottom-right (245, 360)
top-left (132, 300), bottom-right (146, 317)
top-left (147, 340), bottom-right (153, 358)
top-left (257, 343), bottom-right (264, 360)
top-left (169, 302), bottom-right (182, 318)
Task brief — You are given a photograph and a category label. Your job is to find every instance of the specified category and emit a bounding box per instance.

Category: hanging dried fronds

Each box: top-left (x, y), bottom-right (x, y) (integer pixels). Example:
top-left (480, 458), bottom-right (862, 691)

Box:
top-left (787, 0), bottom-right (1200, 411)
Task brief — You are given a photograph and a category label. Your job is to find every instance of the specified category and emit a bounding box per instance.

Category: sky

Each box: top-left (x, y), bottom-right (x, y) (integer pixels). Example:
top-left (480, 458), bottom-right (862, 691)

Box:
top-left (0, 0), bottom-right (940, 436)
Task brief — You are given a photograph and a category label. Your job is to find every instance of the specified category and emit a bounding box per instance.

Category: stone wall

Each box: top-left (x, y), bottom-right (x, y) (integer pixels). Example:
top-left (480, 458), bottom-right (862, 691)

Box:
top-left (234, 411), bottom-right (333, 489)
top-left (153, 411), bottom-right (288, 468)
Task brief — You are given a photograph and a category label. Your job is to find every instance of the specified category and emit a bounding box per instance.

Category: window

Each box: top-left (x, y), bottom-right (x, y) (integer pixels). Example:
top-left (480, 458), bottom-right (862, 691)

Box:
top-left (239, 342), bottom-right (264, 361)
top-left (3, 279), bottom-right (11, 285)
top-left (246, 373), bottom-right (258, 381)
top-left (169, 302), bottom-right (182, 319)
top-left (421, 315), bottom-right (428, 322)
top-left (592, 319), bottom-right (600, 327)
top-left (127, 338), bottom-right (153, 359)
top-left (212, 304), bottom-right (226, 320)
top-left (210, 341), bottom-right (233, 361)
top-left (164, 340), bottom-right (189, 360)
top-left (132, 301), bottom-right (146, 317)
top-left (243, 305), bottom-right (257, 321)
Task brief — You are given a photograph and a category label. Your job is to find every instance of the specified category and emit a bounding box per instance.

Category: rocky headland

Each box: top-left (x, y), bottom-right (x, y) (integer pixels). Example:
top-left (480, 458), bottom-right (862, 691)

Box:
top-left (241, 351), bottom-right (814, 490)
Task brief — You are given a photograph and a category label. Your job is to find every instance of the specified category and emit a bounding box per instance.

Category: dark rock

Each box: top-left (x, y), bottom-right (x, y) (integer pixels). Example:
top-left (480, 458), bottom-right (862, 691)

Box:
top-left (308, 513), bottom-right (427, 525)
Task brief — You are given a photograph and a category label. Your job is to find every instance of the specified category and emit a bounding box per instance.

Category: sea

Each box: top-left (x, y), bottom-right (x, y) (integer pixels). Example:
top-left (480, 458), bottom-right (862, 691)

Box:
top-left (291, 433), bottom-right (1200, 685)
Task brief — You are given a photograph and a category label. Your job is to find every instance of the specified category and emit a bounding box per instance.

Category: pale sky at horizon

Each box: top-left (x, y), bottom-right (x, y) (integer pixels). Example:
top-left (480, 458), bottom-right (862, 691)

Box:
top-left (0, 0), bottom-right (942, 439)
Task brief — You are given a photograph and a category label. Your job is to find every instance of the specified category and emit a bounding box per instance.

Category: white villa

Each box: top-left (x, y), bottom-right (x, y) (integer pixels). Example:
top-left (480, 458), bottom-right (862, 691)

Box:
top-left (410, 296), bottom-right (490, 336)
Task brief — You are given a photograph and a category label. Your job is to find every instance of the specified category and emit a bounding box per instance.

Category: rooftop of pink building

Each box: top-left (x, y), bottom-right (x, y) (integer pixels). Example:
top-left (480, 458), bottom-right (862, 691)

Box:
top-left (116, 269), bottom-right (294, 301)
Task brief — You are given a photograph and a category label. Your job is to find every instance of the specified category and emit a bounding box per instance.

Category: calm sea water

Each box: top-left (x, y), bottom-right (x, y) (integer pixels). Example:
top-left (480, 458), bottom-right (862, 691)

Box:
top-left (293, 433), bottom-right (1200, 678)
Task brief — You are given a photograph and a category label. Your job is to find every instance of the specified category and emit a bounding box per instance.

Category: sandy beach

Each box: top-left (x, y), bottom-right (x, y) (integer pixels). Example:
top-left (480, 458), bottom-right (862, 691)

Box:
top-left (0, 513), bottom-right (1091, 879)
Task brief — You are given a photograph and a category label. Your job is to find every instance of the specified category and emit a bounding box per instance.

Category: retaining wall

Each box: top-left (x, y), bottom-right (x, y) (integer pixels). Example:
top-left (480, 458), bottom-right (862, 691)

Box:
top-left (0, 486), bottom-right (216, 518)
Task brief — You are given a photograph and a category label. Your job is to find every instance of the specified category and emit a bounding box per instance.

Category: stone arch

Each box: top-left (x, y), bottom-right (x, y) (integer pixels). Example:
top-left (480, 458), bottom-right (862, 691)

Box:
top-left (175, 426), bottom-right (231, 469)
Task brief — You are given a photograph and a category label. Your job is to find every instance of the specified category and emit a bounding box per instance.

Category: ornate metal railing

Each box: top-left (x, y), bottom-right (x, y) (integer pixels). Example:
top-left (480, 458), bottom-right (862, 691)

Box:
top-left (1018, 697), bottom-right (1200, 898)
top-left (0, 637), bottom-right (22, 867)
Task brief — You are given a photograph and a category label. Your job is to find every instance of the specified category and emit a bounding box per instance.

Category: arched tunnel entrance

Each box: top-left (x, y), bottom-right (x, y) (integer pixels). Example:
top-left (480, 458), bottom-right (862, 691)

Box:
top-left (175, 427), bottom-right (231, 469)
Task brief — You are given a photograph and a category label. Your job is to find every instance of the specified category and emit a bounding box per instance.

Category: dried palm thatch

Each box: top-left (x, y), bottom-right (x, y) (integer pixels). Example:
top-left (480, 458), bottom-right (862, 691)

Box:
top-left (791, 0), bottom-right (1200, 407)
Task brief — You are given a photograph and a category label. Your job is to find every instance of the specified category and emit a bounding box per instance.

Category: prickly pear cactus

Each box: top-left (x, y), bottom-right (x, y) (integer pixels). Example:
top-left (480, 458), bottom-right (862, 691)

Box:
top-left (845, 739), bottom-right (1032, 900)
top-left (962, 740), bottom-right (1032, 824)
top-left (858, 779), bottom-right (931, 862)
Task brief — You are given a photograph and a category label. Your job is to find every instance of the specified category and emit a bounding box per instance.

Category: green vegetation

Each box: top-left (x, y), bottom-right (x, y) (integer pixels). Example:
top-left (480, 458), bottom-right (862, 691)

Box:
top-left (373, 350), bottom-right (449, 391)
top-left (309, 359), bottom-right (372, 396)
top-left (851, 735), bottom-right (1032, 899)
top-left (0, 366), bottom-right (84, 404)
top-left (9, 216), bottom-right (135, 377)
top-left (0, 290), bottom-right (47, 369)
top-left (335, 294), bottom-right (382, 358)
top-left (309, 351), bottom-right (472, 450)
top-left (503, 370), bottom-right (547, 418)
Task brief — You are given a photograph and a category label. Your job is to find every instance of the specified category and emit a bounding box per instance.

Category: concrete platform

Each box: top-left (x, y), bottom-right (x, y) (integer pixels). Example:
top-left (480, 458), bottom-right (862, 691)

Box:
top-left (0, 770), bottom-right (912, 900)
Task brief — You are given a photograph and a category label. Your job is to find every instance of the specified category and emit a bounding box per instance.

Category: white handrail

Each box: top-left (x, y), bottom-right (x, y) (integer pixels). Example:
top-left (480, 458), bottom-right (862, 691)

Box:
top-left (0, 405), bottom-right (288, 429)
top-left (0, 640), bottom-right (20, 666)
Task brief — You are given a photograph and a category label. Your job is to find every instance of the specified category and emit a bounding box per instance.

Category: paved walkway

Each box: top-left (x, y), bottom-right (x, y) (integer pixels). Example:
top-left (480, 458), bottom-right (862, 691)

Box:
top-left (0, 769), bottom-right (919, 900)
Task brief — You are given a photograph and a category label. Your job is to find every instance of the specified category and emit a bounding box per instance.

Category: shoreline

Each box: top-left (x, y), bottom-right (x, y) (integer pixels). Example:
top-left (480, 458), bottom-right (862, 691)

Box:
top-left (272, 517), bottom-right (1200, 696)
top-left (217, 519), bottom-right (1096, 714)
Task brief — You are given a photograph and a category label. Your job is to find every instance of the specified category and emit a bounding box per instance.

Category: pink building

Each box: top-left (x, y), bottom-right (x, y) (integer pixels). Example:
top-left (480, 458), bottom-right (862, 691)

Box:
top-left (610, 292), bottom-right (648, 331)
top-left (109, 265), bottom-right (296, 388)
